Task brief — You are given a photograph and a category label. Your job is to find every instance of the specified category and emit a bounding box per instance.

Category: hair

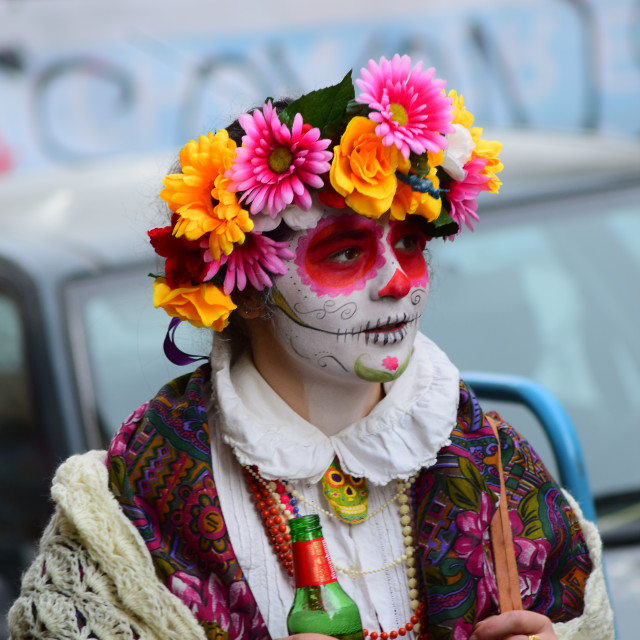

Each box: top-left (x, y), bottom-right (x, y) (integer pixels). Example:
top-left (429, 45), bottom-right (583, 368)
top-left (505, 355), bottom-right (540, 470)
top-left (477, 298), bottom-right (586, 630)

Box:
top-left (216, 99), bottom-right (296, 357)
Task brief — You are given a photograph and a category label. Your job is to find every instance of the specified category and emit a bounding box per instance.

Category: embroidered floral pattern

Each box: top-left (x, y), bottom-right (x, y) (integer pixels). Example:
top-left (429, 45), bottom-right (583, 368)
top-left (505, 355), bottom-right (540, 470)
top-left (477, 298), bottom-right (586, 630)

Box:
top-left (107, 370), bottom-right (592, 640)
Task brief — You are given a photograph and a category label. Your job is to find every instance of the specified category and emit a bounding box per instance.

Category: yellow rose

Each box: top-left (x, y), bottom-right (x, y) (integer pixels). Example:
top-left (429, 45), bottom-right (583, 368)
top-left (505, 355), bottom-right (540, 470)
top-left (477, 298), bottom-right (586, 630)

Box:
top-left (330, 117), bottom-right (403, 218)
top-left (390, 166), bottom-right (442, 222)
top-left (153, 278), bottom-right (236, 331)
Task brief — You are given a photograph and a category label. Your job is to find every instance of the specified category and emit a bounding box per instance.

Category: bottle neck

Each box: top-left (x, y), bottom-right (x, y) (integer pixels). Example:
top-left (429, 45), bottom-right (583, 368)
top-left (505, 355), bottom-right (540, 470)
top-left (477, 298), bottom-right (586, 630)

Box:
top-left (292, 533), bottom-right (338, 588)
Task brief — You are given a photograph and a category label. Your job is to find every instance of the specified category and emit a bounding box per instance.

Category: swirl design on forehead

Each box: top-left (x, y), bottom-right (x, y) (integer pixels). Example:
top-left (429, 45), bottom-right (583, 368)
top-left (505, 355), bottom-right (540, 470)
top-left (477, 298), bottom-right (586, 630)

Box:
top-left (294, 212), bottom-right (385, 297)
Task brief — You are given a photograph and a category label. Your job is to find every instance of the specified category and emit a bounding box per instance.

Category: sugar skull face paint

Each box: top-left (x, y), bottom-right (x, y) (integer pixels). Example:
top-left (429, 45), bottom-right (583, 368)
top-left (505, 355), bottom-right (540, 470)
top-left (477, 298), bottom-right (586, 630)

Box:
top-left (268, 205), bottom-right (429, 384)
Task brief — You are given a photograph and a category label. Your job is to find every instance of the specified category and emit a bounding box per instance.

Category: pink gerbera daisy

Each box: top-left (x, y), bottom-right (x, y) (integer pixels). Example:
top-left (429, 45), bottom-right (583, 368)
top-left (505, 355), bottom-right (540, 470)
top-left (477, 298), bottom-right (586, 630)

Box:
top-left (201, 233), bottom-right (295, 295)
top-left (356, 54), bottom-right (455, 158)
top-left (445, 156), bottom-right (491, 235)
top-left (225, 101), bottom-right (333, 218)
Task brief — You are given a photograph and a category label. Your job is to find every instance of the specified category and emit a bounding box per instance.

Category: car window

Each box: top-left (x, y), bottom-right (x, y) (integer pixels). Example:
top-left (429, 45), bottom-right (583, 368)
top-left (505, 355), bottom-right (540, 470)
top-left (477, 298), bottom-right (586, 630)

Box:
top-left (420, 187), bottom-right (640, 499)
top-left (65, 268), bottom-right (211, 442)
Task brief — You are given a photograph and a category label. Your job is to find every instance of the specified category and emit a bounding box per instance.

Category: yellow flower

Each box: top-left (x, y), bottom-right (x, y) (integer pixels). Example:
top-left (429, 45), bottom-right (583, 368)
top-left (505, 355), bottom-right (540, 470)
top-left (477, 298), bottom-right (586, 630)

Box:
top-left (448, 90), bottom-right (503, 194)
top-left (473, 135), bottom-right (503, 193)
top-left (153, 278), bottom-right (236, 331)
top-left (160, 130), bottom-right (253, 246)
top-left (390, 165), bottom-right (442, 222)
top-left (449, 90), bottom-right (475, 129)
top-left (330, 117), bottom-right (406, 218)
top-left (207, 175), bottom-right (253, 261)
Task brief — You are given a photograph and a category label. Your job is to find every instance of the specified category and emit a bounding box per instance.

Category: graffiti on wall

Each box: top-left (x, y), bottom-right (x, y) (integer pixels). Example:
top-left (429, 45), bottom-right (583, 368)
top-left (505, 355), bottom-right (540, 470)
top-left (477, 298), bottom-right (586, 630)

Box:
top-left (0, 0), bottom-right (639, 174)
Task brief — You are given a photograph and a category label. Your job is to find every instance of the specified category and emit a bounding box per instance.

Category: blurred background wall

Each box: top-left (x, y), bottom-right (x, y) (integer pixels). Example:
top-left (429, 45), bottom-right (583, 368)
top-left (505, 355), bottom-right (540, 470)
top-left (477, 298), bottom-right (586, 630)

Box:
top-left (1, 0), bottom-right (638, 176)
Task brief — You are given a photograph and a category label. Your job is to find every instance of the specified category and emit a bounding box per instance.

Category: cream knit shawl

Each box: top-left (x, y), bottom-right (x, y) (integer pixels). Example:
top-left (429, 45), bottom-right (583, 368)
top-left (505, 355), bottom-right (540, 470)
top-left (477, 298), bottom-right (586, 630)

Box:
top-left (8, 450), bottom-right (206, 640)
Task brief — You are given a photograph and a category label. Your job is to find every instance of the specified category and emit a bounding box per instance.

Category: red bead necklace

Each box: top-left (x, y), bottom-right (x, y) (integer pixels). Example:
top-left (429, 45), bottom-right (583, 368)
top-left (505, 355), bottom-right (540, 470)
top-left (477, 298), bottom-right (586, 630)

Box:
top-left (241, 465), bottom-right (428, 639)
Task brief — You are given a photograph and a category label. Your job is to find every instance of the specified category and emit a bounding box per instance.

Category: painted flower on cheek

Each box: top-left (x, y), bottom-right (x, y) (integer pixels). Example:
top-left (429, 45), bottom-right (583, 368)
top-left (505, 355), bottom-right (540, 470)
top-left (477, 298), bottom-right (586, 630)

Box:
top-left (330, 116), bottom-right (409, 218)
top-left (382, 356), bottom-right (399, 371)
top-left (153, 279), bottom-right (236, 331)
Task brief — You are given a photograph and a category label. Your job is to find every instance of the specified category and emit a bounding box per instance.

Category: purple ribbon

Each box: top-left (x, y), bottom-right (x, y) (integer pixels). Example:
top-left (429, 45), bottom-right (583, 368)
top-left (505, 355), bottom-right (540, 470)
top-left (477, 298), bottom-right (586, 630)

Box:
top-left (163, 317), bottom-right (209, 366)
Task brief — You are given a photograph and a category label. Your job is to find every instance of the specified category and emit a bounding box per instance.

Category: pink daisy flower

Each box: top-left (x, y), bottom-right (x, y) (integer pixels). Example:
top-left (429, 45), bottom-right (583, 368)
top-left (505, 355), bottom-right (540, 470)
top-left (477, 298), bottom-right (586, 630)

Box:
top-left (356, 54), bottom-right (454, 158)
top-left (445, 156), bottom-right (491, 235)
top-left (225, 101), bottom-right (333, 218)
top-left (201, 233), bottom-right (295, 295)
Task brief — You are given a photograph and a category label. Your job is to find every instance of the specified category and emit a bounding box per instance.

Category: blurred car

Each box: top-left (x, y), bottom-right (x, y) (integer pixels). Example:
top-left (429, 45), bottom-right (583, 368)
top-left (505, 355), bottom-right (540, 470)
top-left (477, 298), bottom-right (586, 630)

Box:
top-left (420, 129), bottom-right (640, 639)
top-left (1, 131), bottom-right (639, 637)
top-left (0, 152), bottom-right (208, 633)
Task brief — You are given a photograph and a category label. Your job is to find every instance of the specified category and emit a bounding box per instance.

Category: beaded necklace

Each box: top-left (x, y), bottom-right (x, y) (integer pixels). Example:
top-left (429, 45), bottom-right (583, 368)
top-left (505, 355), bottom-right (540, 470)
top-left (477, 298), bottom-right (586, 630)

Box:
top-left (242, 464), bottom-right (427, 639)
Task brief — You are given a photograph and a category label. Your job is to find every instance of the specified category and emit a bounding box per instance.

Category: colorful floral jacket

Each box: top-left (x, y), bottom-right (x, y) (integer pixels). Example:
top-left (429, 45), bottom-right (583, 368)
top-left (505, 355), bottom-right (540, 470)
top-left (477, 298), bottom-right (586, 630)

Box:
top-left (106, 366), bottom-right (594, 640)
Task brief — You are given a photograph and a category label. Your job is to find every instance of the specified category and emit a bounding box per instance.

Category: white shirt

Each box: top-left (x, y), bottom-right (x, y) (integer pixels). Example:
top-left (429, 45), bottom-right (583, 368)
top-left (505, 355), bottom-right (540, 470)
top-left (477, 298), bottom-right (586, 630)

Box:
top-left (207, 332), bottom-right (460, 638)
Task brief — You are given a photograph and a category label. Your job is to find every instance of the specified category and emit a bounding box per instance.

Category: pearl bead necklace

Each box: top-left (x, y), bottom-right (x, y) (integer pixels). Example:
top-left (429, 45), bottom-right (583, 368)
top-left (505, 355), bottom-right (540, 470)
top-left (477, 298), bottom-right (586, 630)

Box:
top-left (245, 465), bottom-right (417, 575)
top-left (242, 464), bottom-right (426, 638)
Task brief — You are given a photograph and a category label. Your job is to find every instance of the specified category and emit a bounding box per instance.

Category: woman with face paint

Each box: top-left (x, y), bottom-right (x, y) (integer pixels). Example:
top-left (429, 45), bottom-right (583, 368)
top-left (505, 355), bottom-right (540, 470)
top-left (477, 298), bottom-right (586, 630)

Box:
top-left (9, 56), bottom-right (613, 640)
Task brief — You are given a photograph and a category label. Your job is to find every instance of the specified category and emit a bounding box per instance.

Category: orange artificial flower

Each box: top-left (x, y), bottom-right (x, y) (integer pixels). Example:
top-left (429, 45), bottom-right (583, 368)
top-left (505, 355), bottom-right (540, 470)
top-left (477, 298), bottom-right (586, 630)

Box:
top-left (473, 136), bottom-right (503, 193)
top-left (391, 150), bottom-right (443, 221)
top-left (153, 278), bottom-right (236, 331)
top-left (390, 165), bottom-right (443, 222)
top-left (160, 130), bottom-right (253, 246)
top-left (330, 117), bottom-right (408, 218)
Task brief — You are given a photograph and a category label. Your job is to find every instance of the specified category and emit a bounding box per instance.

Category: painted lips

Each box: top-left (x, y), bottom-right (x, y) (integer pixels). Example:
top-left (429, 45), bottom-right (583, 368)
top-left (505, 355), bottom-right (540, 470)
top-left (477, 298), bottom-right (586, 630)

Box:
top-left (364, 320), bottom-right (406, 334)
top-left (357, 314), bottom-right (418, 345)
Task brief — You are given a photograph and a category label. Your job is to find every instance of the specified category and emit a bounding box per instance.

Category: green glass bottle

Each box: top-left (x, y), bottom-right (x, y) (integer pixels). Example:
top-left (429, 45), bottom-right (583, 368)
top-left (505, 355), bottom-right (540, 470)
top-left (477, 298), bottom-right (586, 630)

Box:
top-left (287, 514), bottom-right (364, 640)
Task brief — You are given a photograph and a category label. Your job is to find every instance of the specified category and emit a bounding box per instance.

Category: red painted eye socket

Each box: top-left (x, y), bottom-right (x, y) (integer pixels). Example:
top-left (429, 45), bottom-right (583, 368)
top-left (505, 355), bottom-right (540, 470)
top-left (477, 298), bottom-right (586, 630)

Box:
top-left (390, 220), bottom-right (428, 280)
top-left (304, 221), bottom-right (378, 288)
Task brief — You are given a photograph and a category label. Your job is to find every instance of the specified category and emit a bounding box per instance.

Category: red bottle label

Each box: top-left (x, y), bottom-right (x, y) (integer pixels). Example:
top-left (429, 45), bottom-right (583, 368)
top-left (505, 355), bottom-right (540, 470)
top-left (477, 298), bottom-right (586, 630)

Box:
top-left (292, 537), bottom-right (338, 587)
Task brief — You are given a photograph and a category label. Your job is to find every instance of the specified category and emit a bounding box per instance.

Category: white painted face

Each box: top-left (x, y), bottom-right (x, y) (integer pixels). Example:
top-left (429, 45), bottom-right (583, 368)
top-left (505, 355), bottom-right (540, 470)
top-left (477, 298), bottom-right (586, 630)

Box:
top-left (267, 206), bottom-right (430, 384)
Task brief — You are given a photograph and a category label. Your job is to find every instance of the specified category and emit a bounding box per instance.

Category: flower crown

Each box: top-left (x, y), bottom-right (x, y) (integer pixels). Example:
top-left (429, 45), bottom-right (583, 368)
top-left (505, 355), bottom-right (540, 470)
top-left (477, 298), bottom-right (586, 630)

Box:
top-left (149, 54), bottom-right (503, 331)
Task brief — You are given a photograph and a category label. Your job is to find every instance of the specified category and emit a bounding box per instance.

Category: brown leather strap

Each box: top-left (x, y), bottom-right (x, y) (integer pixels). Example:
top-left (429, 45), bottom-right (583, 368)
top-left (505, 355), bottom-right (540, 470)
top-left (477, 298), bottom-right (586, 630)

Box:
top-left (487, 414), bottom-right (523, 612)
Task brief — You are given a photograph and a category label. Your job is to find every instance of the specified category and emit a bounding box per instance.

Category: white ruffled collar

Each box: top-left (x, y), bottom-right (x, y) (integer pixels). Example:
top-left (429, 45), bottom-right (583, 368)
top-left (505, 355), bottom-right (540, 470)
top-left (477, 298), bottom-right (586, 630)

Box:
top-left (210, 332), bottom-right (460, 485)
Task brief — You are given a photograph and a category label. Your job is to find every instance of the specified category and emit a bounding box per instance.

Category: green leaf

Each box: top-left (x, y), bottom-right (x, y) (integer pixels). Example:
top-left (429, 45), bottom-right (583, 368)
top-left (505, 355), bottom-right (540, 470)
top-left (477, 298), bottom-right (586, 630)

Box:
top-left (446, 475), bottom-right (481, 512)
top-left (518, 489), bottom-right (545, 539)
top-left (460, 457), bottom-right (487, 494)
top-left (409, 152), bottom-right (432, 178)
top-left (279, 71), bottom-right (355, 136)
top-left (353, 350), bottom-right (411, 383)
top-left (422, 208), bottom-right (459, 239)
